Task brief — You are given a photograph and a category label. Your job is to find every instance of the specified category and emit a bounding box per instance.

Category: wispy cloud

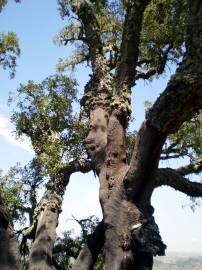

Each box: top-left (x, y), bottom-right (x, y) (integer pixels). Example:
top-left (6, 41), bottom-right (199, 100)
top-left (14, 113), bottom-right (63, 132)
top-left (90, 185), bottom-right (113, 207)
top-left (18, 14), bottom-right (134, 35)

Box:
top-left (0, 114), bottom-right (34, 153)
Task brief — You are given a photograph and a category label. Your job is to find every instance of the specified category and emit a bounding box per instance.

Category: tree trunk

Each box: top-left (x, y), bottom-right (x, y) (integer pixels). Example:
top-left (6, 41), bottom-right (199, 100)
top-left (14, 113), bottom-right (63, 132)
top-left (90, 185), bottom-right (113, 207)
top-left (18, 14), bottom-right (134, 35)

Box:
top-left (84, 106), bottom-right (166, 269)
top-left (0, 207), bottom-right (19, 270)
top-left (26, 162), bottom-right (92, 269)
top-left (28, 192), bottom-right (61, 270)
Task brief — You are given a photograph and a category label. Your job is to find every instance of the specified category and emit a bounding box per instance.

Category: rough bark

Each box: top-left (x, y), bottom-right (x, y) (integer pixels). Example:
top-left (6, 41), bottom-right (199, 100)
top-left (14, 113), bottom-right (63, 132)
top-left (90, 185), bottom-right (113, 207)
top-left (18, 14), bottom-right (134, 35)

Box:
top-left (27, 160), bottom-right (92, 269)
top-left (0, 207), bottom-right (19, 270)
top-left (78, 1), bottom-right (202, 269)
top-left (125, 0), bottom-right (202, 200)
top-left (84, 107), bottom-right (164, 269)
top-left (28, 193), bottom-right (61, 270)
top-left (124, 122), bottom-right (166, 200)
top-left (7, 0), bottom-right (200, 269)
top-left (70, 0), bottom-right (107, 80)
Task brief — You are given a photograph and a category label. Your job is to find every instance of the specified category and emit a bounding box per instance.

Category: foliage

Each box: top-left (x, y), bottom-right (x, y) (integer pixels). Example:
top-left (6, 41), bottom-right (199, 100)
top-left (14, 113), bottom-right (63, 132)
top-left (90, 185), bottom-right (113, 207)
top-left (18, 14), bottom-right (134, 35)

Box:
top-left (52, 215), bottom-right (102, 270)
top-left (11, 75), bottom-right (88, 177)
top-left (126, 131), bottom-right (137, 163)
top-left (56, 0), bottom-right (124, 72)
top-left (53, 231), bottom-right (81, 270)
top-left (73, 215), bottom-right (100, 243)
top-left (56, 0), bottom-right (188, 80)
top-left (0, 0), bottom-right (20, 12)
top-left (0, 32), bottom-right (20, 78)
top-left (162, 111), bottom-right (202, 163)
top-left (0, 0), bottom-right (21, 77)
top-left (138, 0), bottom-right (188, 77)
top-left (0, 159), bottom-right (45, 225)
top-left (0, 166), bottom-right (25, 223)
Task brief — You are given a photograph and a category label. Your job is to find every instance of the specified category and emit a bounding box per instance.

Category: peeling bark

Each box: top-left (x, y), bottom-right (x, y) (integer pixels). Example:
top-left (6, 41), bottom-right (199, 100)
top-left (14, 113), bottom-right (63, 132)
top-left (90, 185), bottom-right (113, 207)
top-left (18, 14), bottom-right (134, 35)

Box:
top-left (84, 107), bottom-right (162, 269)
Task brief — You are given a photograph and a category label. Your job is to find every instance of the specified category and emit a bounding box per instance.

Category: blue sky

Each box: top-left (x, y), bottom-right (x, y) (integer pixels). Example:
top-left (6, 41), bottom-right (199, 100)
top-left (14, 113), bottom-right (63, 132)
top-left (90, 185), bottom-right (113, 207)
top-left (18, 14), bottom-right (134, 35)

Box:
top-left (0, 0), bottom-right (202, 254)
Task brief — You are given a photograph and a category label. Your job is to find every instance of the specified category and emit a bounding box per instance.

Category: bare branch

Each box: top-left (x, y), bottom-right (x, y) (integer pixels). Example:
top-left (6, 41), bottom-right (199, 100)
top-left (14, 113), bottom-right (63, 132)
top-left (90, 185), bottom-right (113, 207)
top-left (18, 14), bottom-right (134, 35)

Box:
top-left (155, 168), bottom-right (202, 198)
top-left (160, 144), bottom-right (193, 160)
top-left (135, 69), bottom-right (157, 81)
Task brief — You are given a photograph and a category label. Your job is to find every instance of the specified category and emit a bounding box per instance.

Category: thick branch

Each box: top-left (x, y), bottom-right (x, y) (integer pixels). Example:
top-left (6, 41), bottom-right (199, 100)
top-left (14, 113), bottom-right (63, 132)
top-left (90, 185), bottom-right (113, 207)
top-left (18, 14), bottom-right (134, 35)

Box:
top-left (176, 161), bottom-right (202, 176)
top-left (155, 168), bottom-right (202, 197)
top-left (124, 122), bottom-right (166, 200)
top-left (72, 221), bottom-right (105, 270)
top-left (146, 0), bottom-right (202, 134)
top-left (115, 0), bottom-right (151, 91)
top-left (23, 159), bottom-right (92, 238)
top-left (70, 0), bottom-right (107, 78)
top-left (124, 0), bottom-right (202, 199)
top-left (68, 159), bottom-right (93, 175)
top-left (59, 159), bottom-right (93, 187)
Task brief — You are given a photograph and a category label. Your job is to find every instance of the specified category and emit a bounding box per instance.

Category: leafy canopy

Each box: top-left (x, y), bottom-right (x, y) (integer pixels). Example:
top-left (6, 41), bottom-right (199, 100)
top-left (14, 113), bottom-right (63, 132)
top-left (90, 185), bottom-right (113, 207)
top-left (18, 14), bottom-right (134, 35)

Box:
top-left (0, 0), bottom-right (21, 77)
top-left (0, 159), bottom-right (46, 226)
top-left (11, 75), bottom-right (88, 177)
top-left (56, 0), bottom-right (188, 80)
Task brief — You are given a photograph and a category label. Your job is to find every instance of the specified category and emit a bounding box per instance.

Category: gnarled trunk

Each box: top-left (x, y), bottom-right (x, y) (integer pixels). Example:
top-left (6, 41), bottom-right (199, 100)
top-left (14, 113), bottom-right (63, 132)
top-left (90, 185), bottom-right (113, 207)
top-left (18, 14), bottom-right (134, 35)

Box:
top-left (84, 106), bottom-right (166, 270)
top-left (28, 192), bottom-right (61, 270)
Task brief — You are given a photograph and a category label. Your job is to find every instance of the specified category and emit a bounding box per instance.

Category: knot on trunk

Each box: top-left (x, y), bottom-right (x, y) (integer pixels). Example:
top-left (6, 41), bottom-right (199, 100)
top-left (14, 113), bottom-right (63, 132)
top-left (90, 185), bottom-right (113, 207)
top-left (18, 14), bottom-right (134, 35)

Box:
top-left (131, 216), bottom-right (166, 256)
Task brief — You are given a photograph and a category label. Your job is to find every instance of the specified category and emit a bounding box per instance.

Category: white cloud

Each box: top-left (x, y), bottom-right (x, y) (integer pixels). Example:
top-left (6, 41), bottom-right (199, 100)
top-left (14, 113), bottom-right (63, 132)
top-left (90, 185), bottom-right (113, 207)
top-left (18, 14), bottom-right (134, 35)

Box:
top-left (0, 114), bottom-right (34, 153)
